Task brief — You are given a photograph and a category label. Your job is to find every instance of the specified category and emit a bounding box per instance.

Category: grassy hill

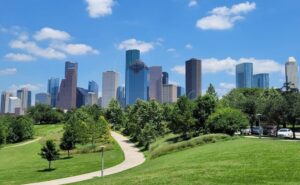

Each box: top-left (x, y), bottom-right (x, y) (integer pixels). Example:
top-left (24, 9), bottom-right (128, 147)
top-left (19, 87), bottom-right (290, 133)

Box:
top-left (0, 124), bottom-right (124, 185)
top-left (75, 137), bottom-right (300, 185)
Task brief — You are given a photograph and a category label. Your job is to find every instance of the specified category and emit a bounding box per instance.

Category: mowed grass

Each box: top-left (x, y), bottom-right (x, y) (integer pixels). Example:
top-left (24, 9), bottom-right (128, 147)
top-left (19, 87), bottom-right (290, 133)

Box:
top-left (0, 124), bottom-right (124, 185)
top-left (75, 138), bottom-right (300, 185)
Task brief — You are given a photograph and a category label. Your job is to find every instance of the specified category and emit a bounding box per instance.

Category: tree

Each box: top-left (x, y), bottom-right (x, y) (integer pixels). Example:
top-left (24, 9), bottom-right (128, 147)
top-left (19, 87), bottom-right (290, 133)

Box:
top-left (206, 83), bottom-right (218, 99)
top-left (105, 99), bottom-right (125, 130)
top-left (8, 116), bottom-right (34, 143)
top-left (27, 104), bottom-right (64, 124)
top-left (206, 107), bottom-right (249, 136)
top-left (40, 140), bottom-right (60, 170)
top-left (169, 96), bottom-right (196, 138)
top-left (88, 116), bottom-right (110, 146)
top-left (60, 129), bottom-right (75, 158)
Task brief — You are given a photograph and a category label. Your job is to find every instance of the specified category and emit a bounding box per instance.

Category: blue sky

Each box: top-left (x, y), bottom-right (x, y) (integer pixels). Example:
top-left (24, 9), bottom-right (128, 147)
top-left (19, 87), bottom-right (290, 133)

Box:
top-left (0, 0), bottom-right (300, 100)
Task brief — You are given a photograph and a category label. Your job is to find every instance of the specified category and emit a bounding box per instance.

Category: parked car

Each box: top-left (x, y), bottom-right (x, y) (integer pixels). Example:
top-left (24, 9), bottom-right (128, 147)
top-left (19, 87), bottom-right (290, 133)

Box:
top-left (263, 125), bottom-right (277, 136)
top-left (277, 128), bottom-right (293, 138)
top-left (252, 126), bottom-right (263, 135)
top-left (241, 127), bottom-right (251, 135)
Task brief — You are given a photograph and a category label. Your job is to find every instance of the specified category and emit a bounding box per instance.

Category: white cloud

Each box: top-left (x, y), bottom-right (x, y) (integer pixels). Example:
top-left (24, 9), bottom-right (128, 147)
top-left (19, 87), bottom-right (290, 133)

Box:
top-left (4, 53), bottom-right (36, 62)
top-left (219, 82), bottom-right (235, 89)
top-left (0, 68), bottom-right (17, 76)
top-left (171, 57), bottom-right (283, 75)
top-left (9, 84), bottom-right (42, 92)
top-left (188, 0), bottom-right (197, 7)
top-left (34, 27), bottom-right (71, 41)
top-left (216, 82), bottom-right (236, 97)
top-left (196, 1), bottom-right (256, 30)
top-left (167, 48), bottom-right (176, 52)
top-left (51, 43), bottom-right (99, 55)
top-left (10, 40), bottom-right (66, 59)
top-left (185, 44), bottom-right (193, 49)
top-left (117, 38), bottom-right (154, 53)
top-left (85, 0), bottom-right (115, 18)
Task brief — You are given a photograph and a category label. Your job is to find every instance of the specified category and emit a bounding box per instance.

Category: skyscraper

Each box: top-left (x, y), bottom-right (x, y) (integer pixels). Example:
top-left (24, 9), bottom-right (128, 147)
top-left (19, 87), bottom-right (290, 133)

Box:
top-left (117, 86), bottom-right (126, 108)
top-left (88, 80), bottom-right (99, 97)
top-left (127, 60), bottom-right (149, 105)
top-left (186, 58), bottom-right (202, 99)
top-left (17, 88), bottom-right (31, 111)
top-left (57, 61), bottom-right (78, 110)
top-left (85, 92), bottom-right (98, 106)
top-left (236, 63), bottom-right (253, 88)
top-left (47, 78), bottom-right (60, 107)
top-left (102, 71), bottom-right (119, 108)
top-left (253, 73), bottom-right (269, 89)
top-left (162, 84), bottom-right (177, 103)
top-left (1, 91), bottom-right (13, 113)
top-left (76, 87), bottom-right (88, 108)
top-left (285, 57), bottom-right (299, 89)
top-left (177, 86), bottom-right (185, 97)
top-left (125, 49), bottom-right (140, 105)
top-left (149, 66), bottom-right (162, 102)
top-left (35, 93), bottom-right (51, 105)
top-left (162, 72), bottom-right (169, 85)
top-left (8, 97), bottom-right (21, 114)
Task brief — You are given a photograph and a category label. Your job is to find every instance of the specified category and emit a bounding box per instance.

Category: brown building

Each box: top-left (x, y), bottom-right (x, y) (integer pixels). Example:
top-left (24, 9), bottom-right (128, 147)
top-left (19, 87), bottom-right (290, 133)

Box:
top-left (149, 66), bottom-right (163, 102)
top-left (185, 58), bottom-right (202, 99)
top-left (57, 61), bottom-right (78, 110)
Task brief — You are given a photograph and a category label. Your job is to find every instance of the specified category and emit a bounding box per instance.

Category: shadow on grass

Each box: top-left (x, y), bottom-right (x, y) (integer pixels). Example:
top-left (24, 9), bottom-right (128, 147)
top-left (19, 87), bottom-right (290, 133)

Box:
top-left (59, 156), bottom-right (73, 160)
top-left (37, 168), bottom-right (56, 172)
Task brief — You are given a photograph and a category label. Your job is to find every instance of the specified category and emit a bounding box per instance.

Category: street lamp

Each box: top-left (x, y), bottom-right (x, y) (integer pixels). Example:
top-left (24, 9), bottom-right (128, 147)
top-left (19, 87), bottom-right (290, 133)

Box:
top-left (256, 114), bottom-right (262, 139)
top-left (100, 146), bottom-right (105, 177)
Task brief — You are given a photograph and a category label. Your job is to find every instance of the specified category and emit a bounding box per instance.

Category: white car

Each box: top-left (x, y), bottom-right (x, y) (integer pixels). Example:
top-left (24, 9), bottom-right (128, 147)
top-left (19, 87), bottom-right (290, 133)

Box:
top-left (277, 128), bottom-right (293, 138)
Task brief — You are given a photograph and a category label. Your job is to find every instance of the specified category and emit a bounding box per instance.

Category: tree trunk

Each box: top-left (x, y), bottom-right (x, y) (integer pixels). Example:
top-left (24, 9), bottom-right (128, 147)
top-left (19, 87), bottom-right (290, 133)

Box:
top-left (293, 122), bottom-right (296, 139)
top-left (48, 160), bottom-right (51, 170)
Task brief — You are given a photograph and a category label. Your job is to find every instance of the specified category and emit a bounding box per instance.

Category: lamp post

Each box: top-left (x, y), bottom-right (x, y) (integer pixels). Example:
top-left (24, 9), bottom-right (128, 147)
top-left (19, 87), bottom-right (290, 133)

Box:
top-left (256, 114), bottom-right (262, 139)
top-left (100, 146), bottom-right (105, 177)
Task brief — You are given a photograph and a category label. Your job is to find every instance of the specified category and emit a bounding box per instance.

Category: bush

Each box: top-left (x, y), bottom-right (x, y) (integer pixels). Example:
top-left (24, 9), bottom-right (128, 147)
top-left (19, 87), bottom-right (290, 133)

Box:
top-left (206, 107), bottom-right (249, 136)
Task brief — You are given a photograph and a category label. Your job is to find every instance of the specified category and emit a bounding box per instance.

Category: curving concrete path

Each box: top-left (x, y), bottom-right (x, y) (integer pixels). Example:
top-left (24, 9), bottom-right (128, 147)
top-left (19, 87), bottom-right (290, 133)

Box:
top-left (25, 131), bottom-right (145, 185)
top-left (4, 137), bottom-right (41, 149)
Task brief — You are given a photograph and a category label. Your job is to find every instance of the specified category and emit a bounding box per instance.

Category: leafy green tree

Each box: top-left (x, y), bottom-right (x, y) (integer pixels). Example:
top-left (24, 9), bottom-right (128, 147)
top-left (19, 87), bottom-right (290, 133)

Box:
top-left (27, 104), bottom-right (64, 124)
top-left (105, 99), bottom-right (125, 130)
top-left (169, 96), bottom-right (196, 138)
top-left (8, 116), bottom-right (34, 143)
top-left (39, 140), bottom-right (60, 170)
top-left (206, 83), bottom-right (218, 99)
top-left (88, 116), bottom-right (110, 146)
top-left (60, 129), bottom-right (75, 158)
top-left (206, 107), bottom-right (249, 136)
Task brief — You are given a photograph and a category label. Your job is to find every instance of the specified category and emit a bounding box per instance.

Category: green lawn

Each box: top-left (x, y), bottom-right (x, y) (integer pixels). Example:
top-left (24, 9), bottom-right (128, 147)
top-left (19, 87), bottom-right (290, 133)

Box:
top-left (75, 138), bottom-right (300, 185)
top-left (0, 124), bottom-right (124, 185)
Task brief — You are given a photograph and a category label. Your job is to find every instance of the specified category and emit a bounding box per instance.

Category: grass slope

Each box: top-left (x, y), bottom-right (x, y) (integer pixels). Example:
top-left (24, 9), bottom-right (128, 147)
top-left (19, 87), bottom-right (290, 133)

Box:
top-left (76, 138), bottom-right (300, 185)
top-left (0, 125), bottom-right (124, 185)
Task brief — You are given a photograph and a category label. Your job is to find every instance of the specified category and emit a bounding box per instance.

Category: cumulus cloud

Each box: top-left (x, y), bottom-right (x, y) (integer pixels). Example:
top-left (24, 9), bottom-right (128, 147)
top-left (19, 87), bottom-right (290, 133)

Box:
top-left (216, 82), bottom-right (236, 97)
top-left (51, 43), bottom-right (99, 55)
top-left (219, 82), bottom-right (235, 89)
top-left (85, 0), bottom-right (115, 18)
top-left (34, 27), bottom-right (71, 41)
top-left (196, 1), bottom-right (256, 30)
top-left (9, 83), bottom-right (42, 92)
top-left (117, 38), bottom-right (154, 53)
top-left (0, 68), bottom-right (17, 76)
top-left (188, 0), bottom-right (197, 7)
top-left (4, 53), bottom-right (36, 62)
top-left (171, 57), bottom-right (283, 75)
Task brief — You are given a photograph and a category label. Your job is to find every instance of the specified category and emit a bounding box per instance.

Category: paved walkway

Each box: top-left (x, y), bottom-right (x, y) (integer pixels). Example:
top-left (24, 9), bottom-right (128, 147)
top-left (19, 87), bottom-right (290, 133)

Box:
top-left (25, 131), bottom-right (145, 185)
top-left (4, 137), bottom-right (41, 149)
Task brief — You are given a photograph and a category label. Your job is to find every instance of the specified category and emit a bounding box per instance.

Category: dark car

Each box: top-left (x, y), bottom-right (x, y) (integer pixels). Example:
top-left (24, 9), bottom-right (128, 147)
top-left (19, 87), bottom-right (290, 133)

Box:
top-left (263, 125), bottom-right (277, 136)
top-left (252, 126), bottom-right (263, 135)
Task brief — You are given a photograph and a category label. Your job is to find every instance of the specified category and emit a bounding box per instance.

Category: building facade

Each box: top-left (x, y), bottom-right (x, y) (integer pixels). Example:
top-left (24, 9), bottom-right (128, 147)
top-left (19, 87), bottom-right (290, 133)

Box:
top-left (102, 71), bottom-right (119, 108)
top-left (1, 91), bottom-right (13, 113)
top-left (57, 61), bottom-right (78, 110)
top-left (76, 87), bottom-right (88, 108)
top-left (8, 97), bottom-right (21, 114)
top-left (149, 66), bottom-right (162, 102)
top-left (35, 93), bottom-right (51, 105)
top-left (253, 73), bottom-right (269, 89)
top-left (117, 86), bottom-right (126, 108)
top-left (16, 88), bottom-right (31, 111)
top-left (236, 63), bottom-right (253, 88)
top-left (186, 58), bottom-right (202, 99)
top-left (162, 72), bottom-right (169, 85)
top-left (85, 92), bottom-right (98, 106)
top-left (47, 78), bottom-right (59, 107)
top-left (88, 80), bottom-right (99, 97)
top-left (177, 86), bottom-right (185, 97)
top-left (285, 57), bottom-right (299, 89)
top-left (162, 84), bottom-right (177, 103)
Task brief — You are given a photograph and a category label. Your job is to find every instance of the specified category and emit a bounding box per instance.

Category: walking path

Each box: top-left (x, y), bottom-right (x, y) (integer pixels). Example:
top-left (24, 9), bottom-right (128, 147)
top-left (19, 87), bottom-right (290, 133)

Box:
top-left (4, 137), bottom-right (41, 149)
top-left (25, 131), bottom-right (145, 185)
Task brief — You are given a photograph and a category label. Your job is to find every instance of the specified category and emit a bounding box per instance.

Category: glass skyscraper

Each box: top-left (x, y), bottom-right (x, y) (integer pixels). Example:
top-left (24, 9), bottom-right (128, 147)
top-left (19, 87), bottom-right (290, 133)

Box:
top-left (186, 58), bottom-right (202, 99)
top-left (88, 80), bottom-right (99, 97)
top-left (117, 86), bottom-right (126, 108)
top-left (236, 63), bottom-right (253, 88)
top-left (35, 93), bottom-right (51, 105)
top-left (253, 73), bottom-right (269, 89)
top-left (47, 78), bottom-right (60, 107)
top-left (149, 66), bottom-right (162, 102)
top-left (162, 72), bottom-right (169, 85)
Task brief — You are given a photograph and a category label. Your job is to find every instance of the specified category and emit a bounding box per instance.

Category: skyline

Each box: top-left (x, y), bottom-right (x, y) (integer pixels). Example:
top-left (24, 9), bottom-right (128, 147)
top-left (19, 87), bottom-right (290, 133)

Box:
top-left (1, 0), bottom-right (300, 101)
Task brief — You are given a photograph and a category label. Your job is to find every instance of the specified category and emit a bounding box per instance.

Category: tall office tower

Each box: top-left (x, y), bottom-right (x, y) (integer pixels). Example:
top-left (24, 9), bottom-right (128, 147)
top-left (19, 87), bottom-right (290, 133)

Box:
top-left (149, 66), bottom-right (163, 102)
top-left (17, 88), bottom-right (31, 111)
top-left (177, 86), bottom-right (185, 97)
top-left (125, 49), bottom-right (140, 105)
top-left (57, 61), bottom-right (78, 110)
top-left (127, 60), bottom-right (149, 105)
top-left (162, 72), bottom-right (169, 85)
top-left (285, 57), bottom-right (299, 89)
top-left (117, 86), bottom-right (126, 108)
top-left (162, 84), bottom-right (178, 103)
top-left (185, 58), bottom-right (202, 99)
top-left (98, 97), bottom-right (102, 107)
top-left (8, 97), bottom-right (21, 114)
top-left (102, 71), bottom-right (119, 108)
top-left (1, 91), bottom-right (13, 113)
top-left (76, 87), bottom-right (88, 108)
top-left (88, 80), bottom-right (99, 97)
top-left (35, 93), bottom-right (51, 105)
top-left (47, 78), bottom-right (60, 107)
top-left (236, 63), bottom-right (253, 88)
top-left (253, 73), bottom-right (269, 89)
top-left (85, 92), bottom-right (98, 106)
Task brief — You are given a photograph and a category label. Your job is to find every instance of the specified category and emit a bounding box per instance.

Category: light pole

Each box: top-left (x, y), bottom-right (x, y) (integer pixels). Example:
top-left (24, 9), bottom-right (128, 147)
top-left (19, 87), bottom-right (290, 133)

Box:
top-left (256, 114), bottom-right (262, 139)
top-left (100, 146), bottom-right (105, 177)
